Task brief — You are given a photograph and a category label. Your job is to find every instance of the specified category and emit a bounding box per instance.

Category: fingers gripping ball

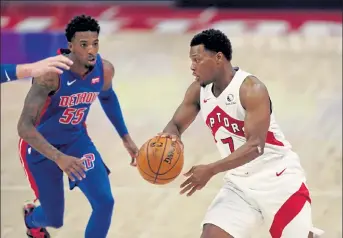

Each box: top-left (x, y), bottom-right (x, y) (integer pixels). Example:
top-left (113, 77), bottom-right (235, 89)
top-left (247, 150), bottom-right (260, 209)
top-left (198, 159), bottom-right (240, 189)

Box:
top-left (137, 136), bottom-right (184, 185)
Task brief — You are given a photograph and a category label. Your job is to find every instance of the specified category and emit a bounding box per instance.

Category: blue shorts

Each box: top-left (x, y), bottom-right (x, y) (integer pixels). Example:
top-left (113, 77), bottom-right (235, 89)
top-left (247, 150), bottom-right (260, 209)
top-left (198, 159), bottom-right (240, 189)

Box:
top-left (19, 133), bottom-right (111, 201)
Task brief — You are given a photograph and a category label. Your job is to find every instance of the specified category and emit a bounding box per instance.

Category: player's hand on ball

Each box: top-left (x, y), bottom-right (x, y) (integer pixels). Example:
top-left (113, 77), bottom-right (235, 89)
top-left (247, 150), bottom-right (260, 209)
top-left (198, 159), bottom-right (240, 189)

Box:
top-left (122, 135), bottom-right (139, 167)
top-left (180, 164), bottom-right (214, 197)
top-left (55, 155), bottom-right (87, 182)
top-left (158, 132), bottom-right (184, 151)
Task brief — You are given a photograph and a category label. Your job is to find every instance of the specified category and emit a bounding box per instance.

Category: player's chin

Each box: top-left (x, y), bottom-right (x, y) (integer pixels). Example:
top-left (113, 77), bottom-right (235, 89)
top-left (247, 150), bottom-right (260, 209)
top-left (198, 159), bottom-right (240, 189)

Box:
top-left (195, 76), bottom-right (203, 84)
top-left (86, 58), bottom-right (97, 66)
top-left (199, 80), bottom-right (210, 87)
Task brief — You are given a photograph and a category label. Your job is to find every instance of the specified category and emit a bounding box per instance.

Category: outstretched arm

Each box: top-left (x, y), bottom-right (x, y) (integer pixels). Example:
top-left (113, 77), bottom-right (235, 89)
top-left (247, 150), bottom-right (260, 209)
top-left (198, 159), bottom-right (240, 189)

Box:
top-left (1, 55), bottom-right (73, 83)
top-left (99, 58), bottom-right (138, 163)
top-left (162, 81), bottom-right (201, 139)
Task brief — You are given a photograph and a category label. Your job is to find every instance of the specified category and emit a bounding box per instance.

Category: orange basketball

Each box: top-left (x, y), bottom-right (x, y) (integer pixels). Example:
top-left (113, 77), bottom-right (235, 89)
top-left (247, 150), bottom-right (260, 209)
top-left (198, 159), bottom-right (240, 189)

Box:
top-left (136, 136), bottom-right (184, 185)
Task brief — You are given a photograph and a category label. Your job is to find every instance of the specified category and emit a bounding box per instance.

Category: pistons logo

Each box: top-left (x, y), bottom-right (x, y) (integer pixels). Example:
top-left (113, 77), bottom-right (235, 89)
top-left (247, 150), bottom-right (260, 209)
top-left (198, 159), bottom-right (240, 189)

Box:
top-left (82, 153), bottom-right (95, 171)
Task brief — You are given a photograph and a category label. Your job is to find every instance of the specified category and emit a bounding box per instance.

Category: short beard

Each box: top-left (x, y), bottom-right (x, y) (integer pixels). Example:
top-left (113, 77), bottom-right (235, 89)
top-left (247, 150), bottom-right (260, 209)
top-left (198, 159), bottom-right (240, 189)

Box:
top-left (85, 64), bottom-right (94, 71)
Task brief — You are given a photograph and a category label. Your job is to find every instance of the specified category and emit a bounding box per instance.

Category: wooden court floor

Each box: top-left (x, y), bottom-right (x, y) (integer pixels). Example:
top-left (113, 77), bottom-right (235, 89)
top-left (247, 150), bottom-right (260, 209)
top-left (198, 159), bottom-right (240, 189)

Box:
top-left (1, 33), bottom-right (342, 237)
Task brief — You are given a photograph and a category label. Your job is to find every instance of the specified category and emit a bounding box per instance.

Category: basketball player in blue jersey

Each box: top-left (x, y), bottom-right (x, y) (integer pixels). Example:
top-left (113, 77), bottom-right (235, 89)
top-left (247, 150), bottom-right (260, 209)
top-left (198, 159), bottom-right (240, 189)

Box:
top-left (17, 15), bottom-right (139, 238)
top-left (1, 55), bottom-right (73, 83)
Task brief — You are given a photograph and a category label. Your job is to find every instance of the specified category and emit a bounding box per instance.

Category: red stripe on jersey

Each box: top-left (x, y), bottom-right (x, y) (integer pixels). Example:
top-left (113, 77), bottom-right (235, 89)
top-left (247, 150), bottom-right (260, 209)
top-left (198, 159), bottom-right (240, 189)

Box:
top-left (35, 97), bottom-right (51, 126)
top-left (83, 122), bottom-right (89, 136)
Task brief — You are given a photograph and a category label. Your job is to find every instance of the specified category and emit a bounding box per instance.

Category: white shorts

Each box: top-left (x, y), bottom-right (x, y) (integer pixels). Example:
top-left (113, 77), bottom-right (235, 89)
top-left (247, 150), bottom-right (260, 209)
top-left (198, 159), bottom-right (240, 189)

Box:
top-left (201, 156), bottom-right (315, 238)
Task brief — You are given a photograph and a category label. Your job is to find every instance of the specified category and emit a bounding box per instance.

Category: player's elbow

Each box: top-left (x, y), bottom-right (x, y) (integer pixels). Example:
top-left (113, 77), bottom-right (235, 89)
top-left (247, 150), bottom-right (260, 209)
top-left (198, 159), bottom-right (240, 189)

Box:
top-left (17, 119), bottom-right (33, 139)
top-left (17, 121), bottom-right (26, 139)
top-left (247, 137), bottom-right (265, 156)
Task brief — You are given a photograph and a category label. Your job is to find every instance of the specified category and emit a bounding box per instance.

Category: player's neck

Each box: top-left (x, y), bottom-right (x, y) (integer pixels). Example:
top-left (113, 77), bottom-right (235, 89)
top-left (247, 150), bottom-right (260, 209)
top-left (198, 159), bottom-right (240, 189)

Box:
top-left (69, 54), bottom-right (90, 77)
top-left (212, 65), bottom-right (235, 97)
top-left (70, 64), bottom-right (89, 77)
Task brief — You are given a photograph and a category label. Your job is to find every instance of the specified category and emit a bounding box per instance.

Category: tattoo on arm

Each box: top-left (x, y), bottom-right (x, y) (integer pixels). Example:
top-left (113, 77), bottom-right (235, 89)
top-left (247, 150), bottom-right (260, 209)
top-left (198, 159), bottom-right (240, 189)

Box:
top-left (17, 74), bottom-right (64, 161)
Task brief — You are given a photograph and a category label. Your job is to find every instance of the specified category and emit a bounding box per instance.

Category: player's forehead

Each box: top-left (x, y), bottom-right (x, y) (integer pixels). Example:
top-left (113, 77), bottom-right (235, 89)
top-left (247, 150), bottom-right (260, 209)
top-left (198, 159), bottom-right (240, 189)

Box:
top-left (73, 31), bottom-right (99, 42)
top-left (189, 44), bottom-right (206, 58)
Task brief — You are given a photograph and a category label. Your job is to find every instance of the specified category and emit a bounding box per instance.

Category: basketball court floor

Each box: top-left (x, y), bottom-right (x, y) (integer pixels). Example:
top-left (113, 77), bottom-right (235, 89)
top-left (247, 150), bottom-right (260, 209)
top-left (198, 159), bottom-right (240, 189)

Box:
top-left (1, 33), bottom-right (342, 237)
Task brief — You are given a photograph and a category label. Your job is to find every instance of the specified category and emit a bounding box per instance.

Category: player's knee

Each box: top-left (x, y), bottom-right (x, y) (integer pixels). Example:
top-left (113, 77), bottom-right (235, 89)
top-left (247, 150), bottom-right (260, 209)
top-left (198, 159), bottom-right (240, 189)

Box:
top-left (201, 224), bottom-right (233, 238)
top-left (93, 192), bottom-right (115, 212)
top-left (102, 195), bottom-right (115, 211)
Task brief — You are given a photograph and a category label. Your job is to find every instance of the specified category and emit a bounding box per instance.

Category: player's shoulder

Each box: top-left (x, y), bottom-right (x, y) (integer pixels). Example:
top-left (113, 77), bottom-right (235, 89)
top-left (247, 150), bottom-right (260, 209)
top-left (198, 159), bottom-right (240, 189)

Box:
top-left (101, 57), bottom-right (114, 74)
top-left (99, 57), bottom-right (115, 90)
top-left (239, 74), bottom-right (270, 108)
top-left (187, 81), bottom-right (201, 95)
top-left (184, 81), bottom-right (201, 105)
top-left (240, 74), bottom-right (268, 96)
top-left (101, 57), bottom-right (115, 82)
top-left (33, 71), bottom-right (59, 91)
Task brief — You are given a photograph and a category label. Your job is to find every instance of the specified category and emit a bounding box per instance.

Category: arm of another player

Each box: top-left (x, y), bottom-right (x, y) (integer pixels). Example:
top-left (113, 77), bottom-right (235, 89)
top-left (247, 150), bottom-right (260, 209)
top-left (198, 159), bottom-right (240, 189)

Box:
top-left (1, 55), bottom-right (73, 83)
top-left (180, 76), bottom-right (271, 196)
top-left (17, 73), bottom-right (86, 181)
top-left (161, 81), bottom-right (201, 146)
top-left (98, 58), bottom-right (139, 166)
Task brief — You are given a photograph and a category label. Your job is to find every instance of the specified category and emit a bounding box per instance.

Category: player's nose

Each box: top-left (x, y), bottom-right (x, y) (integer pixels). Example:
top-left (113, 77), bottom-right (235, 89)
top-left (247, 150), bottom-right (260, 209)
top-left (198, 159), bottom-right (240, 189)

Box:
top-left (190, 63), bottom-right (196, 71)
top-left (87, 49), bottom-right (96, 55)
top-left (87, 46), bottom-right (97, 54)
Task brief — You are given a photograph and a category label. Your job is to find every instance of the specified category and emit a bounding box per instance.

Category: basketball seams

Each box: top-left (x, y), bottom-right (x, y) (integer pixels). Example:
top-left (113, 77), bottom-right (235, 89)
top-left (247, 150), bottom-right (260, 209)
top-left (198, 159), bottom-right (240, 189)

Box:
top-left (146, 138), bottom-right (155, 174)
top-left (153, 137), bottom-right (168, 183)
top-left (136, 136), bottom-right (184, 185)
top-left (137, 169), bottom-right (181, 181)
top-left (137, 139), bottom-right (156, 179)
top-left (137, 163), bottom-right (156, 179)
top-left (158, 142), bottom-right (183, 176)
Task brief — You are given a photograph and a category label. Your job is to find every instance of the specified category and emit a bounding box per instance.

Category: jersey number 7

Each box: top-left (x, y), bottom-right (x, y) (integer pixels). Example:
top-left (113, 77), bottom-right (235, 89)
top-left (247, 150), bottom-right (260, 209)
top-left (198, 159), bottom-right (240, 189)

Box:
top-left (221, 137), bottom-right (235, 153)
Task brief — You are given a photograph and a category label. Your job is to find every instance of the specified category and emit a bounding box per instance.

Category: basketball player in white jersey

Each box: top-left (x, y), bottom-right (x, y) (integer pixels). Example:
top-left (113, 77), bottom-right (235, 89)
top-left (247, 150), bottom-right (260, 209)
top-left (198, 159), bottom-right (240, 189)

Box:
top-left (160, 29), bottom-right (324, 238)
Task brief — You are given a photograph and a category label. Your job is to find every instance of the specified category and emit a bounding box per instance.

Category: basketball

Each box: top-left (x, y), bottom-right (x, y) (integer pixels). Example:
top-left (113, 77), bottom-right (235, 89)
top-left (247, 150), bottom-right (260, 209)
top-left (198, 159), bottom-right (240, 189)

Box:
top-left (136, 135), bottom-right (184, 185)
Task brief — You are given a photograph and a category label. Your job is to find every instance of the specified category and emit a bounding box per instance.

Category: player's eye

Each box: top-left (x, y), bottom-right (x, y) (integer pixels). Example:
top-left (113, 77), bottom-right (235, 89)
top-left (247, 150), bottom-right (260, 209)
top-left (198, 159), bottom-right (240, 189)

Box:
top-left (81, 43), bottom-right (87, 48)
top-left (93, 42), bottom-right (99, 47)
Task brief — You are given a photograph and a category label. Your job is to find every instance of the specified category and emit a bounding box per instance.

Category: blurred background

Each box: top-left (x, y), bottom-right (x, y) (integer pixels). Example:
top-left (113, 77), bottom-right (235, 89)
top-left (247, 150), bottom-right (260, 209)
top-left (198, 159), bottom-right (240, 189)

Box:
top-left (1, 0), bottom-right (342, 238)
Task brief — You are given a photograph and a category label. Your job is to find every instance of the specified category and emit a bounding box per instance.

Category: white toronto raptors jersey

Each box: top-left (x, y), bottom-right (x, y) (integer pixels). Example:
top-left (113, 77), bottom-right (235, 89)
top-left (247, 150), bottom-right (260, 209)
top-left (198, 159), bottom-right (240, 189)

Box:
top-left (200, 68), bottom-right (296, 174)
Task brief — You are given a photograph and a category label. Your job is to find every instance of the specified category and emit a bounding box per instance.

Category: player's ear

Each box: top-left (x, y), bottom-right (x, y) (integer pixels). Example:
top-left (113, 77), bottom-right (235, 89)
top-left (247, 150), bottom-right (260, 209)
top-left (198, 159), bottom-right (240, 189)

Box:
top-left (68, 42), bottom-right (73, 52)
top-left (216, 52), bottom-right (224, 64)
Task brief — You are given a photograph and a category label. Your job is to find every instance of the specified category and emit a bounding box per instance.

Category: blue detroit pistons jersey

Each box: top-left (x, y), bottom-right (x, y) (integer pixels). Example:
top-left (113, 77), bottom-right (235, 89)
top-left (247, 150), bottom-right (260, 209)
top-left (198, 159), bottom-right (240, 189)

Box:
top-left (36, 54), bottom-right (104, 145)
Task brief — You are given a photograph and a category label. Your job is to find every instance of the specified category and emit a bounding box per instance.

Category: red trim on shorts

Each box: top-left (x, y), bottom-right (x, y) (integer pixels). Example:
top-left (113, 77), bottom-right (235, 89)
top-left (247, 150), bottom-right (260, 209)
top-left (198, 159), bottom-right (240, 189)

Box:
top-left (269, 183), bottom-right (311, 238)
top-left (18, 139), bottom-right (39, 201)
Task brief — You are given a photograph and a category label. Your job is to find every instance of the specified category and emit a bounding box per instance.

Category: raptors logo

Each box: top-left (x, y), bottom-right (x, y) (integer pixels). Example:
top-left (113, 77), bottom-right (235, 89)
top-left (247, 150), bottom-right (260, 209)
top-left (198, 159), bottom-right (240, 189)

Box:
top-left (82, 153), bottom-right (95, 171)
